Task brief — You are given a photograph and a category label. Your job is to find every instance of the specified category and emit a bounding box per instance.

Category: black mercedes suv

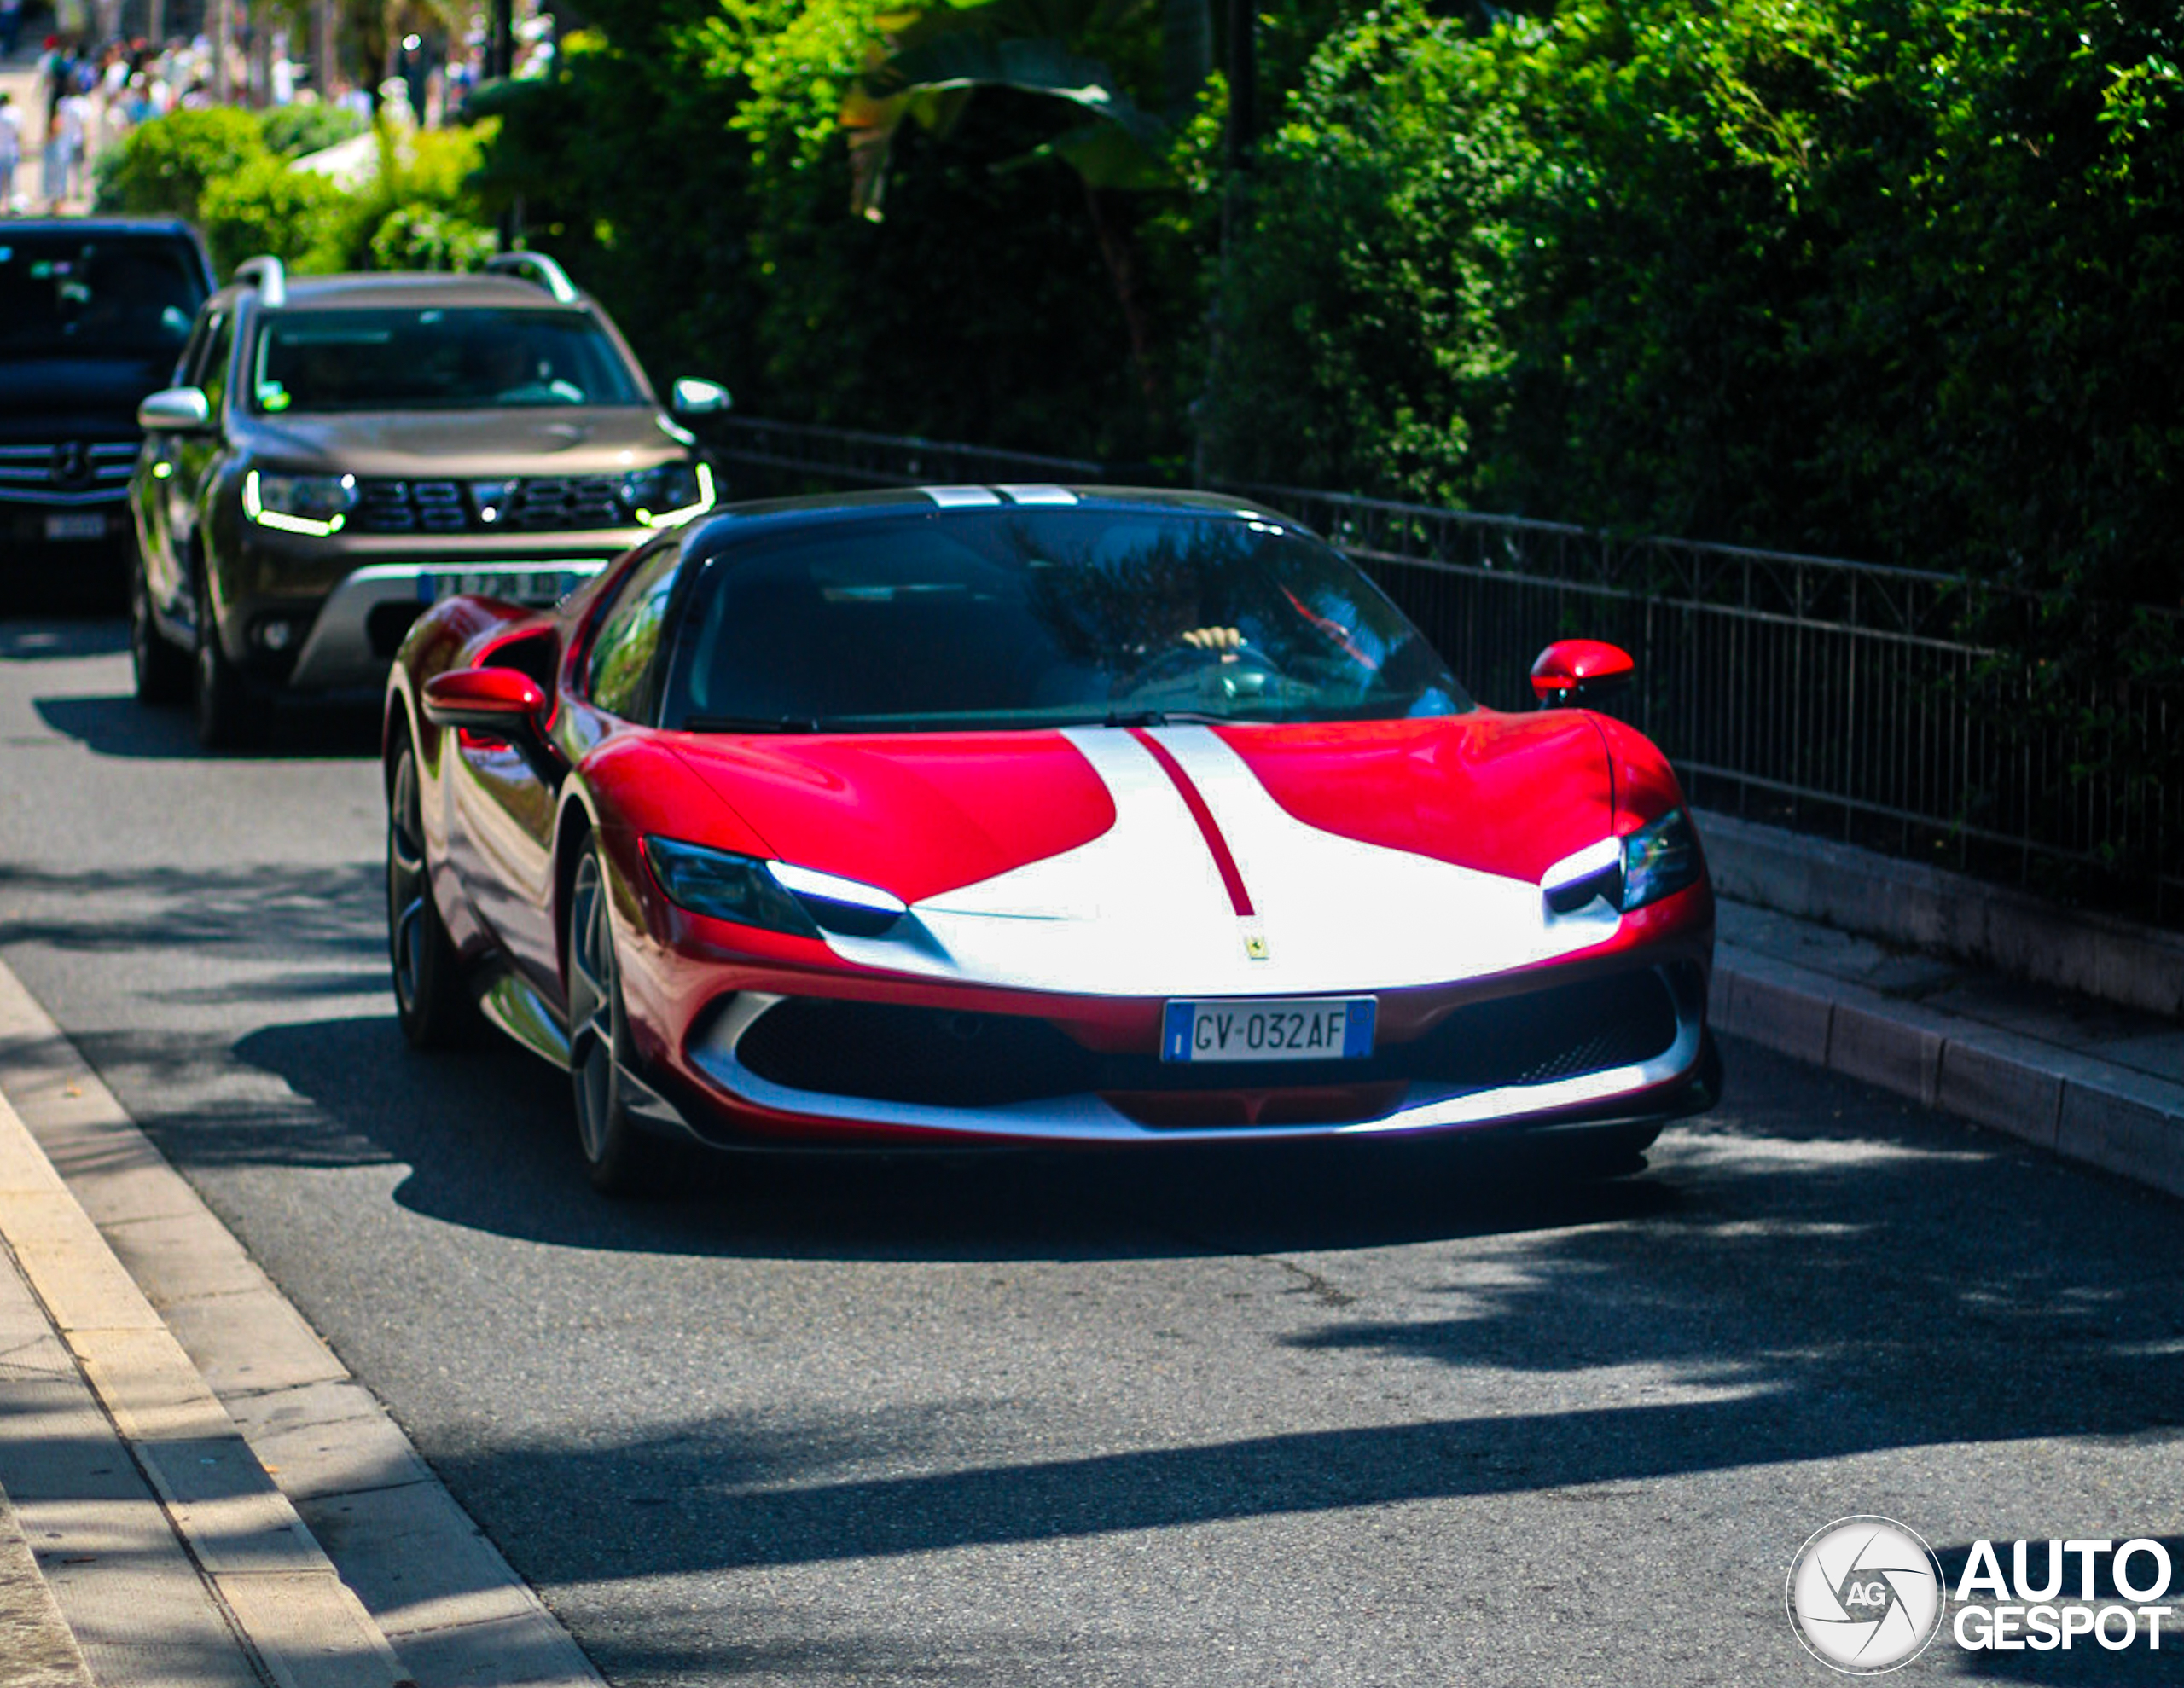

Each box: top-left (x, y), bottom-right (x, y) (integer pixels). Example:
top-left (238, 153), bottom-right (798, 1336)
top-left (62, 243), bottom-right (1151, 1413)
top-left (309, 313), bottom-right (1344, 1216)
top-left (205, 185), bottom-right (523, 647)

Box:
top-left (0, 219), bottom-right (216, 599)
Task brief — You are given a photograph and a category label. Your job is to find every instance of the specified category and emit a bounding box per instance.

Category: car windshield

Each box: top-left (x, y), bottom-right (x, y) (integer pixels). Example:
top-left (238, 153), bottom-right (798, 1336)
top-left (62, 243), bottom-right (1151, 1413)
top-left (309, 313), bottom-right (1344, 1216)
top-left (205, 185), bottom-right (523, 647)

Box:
top-left (247, 307), bottom-right (644, 412)
top-left (0, 234), bottom-right (204, 356)
top-left (659, 508), bottom-right (1472, 732)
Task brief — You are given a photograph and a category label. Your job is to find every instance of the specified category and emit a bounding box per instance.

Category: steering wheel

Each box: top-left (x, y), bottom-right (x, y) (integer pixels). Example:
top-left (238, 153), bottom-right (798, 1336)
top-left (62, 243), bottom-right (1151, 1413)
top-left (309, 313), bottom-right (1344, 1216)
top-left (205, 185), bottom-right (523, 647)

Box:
top-left (1111, 640), bottom-right (1286, 706)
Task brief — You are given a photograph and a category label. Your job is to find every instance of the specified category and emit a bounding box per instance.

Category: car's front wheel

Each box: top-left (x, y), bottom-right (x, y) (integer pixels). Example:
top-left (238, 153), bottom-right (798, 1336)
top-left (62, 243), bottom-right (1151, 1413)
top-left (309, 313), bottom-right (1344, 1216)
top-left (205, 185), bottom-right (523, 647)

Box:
top-left (129, 554), bottom-right (189, 705)
top-left (387, 743), bottom-right (475, 1048)
top-left (566, 848), bottom-right (669, 1195)
top-left (192, 570), bottom-right (258, 749)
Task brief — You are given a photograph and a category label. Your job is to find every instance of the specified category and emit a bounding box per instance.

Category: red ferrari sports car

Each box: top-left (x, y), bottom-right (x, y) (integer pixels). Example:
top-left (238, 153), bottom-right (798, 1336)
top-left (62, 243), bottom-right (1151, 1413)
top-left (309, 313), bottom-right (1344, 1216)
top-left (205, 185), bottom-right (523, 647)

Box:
top-left (384, 486), bottom-right (1717, 1190)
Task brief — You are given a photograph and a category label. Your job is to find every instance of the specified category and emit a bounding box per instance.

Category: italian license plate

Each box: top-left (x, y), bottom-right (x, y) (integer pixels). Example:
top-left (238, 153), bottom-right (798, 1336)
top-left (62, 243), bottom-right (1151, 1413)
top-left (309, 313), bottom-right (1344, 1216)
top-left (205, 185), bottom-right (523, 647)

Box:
top-left (44, 513), bottom-right (106, 541)
top-left (1161, 997), bottom-right (1377, 1063)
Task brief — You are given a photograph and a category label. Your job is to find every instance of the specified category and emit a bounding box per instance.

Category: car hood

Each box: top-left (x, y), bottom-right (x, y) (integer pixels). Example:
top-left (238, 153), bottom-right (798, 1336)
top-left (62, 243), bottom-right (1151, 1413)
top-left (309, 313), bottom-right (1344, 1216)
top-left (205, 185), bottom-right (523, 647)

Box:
top-left (240, 407), bottom-right (688, 477)
top-left (0, 355), bottom-right (174, 441)
top-left (667, 712), bottom-right (1633, 995)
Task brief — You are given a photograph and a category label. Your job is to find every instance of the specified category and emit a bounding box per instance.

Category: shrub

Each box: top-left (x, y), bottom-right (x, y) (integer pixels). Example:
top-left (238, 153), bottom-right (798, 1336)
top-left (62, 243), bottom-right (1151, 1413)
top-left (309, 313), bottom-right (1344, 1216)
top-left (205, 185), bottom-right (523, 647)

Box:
top-left (95, 107), bottom-right (268, 218)
top-left (258, 102), bottom-right (371, 160)
top-left (197, 153), bottom-right (353, 276)
top-left (367, 205), bottom-right (495, 271)
top-left (107, 107), bottom-right (499, 281)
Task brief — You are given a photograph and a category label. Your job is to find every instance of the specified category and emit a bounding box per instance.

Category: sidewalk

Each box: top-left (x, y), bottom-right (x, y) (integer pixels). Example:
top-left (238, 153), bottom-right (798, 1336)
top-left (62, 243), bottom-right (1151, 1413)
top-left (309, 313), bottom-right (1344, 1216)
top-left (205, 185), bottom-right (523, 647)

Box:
top-left (1712, 896), bottom-right (2184, 1198)
top-left (0, 958), bottom-right (602, 1688)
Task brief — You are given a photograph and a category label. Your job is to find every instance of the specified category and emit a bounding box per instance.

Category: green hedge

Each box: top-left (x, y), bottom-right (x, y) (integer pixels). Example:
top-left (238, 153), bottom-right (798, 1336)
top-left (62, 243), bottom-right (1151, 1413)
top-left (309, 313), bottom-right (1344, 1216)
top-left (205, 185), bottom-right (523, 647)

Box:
top-left (97, 107), bottom-right (496, 282)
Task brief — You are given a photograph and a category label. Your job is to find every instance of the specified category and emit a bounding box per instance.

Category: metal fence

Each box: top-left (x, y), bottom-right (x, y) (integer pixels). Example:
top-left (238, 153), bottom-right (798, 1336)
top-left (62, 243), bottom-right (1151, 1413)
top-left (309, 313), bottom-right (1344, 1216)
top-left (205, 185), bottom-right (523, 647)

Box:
top-left (708, 415), bottom-right (1104, 496)
top-left (703, 416), bottom-right (2184, 926)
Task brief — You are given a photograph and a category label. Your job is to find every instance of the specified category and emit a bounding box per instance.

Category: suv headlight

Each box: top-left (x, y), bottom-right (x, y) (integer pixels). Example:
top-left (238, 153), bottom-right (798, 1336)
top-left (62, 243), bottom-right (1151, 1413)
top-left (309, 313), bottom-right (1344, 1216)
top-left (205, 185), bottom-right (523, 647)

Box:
top-left (644, 838), bottom-right (905, 938)
top-left (244, 470), bottom-right (357, 537)
top-left (624, 461), bottom-right (714, 529)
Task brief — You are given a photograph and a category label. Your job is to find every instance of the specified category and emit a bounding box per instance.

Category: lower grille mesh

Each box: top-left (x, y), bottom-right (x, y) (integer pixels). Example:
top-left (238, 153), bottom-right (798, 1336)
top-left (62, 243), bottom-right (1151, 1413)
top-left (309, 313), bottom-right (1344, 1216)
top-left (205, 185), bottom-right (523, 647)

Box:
top-left (730, 967), bottom-right (1687, 1120)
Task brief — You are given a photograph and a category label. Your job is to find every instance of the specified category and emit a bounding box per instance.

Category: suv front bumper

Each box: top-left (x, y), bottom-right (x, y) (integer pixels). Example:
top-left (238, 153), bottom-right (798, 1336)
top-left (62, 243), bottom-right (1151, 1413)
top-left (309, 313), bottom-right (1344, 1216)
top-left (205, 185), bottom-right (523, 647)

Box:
top-left (222, 527), bottom-right (647, 692)
top-left (284, 556), bottom-right (617, 689)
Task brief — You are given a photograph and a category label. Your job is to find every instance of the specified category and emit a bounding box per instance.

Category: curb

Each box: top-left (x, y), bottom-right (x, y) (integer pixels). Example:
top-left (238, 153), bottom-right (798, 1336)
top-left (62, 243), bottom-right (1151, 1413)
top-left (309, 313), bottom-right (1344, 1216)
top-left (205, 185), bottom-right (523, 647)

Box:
top-left (1712, 946), bottom-right (2184, 1200)
top-left (0, 1477), bottom-right (94, 1688)
top-left (1697, 809), bottom-right (2184, 1020)
top-left (0, 1085), bottom-right (410, 1688)
top-left (0, 957), bottom-right (605, 1688)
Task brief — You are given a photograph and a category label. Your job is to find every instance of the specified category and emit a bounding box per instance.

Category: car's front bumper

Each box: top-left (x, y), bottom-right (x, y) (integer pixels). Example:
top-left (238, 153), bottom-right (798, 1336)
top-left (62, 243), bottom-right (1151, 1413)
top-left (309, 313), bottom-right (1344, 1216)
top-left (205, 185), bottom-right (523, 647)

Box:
top-left (3, 494), bottom-right (131, 557)
top-left (618, 941), bottom-right (1719, 1151)
top-left (226, 529), bottom-right (643, 691)
top-left (284, 559), bottom-right (614, 689)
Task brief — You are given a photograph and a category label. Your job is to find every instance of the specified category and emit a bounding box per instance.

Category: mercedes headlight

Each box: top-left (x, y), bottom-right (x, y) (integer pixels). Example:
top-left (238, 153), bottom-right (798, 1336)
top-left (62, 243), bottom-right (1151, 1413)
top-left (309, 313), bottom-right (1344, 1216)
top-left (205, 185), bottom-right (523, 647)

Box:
top-left (644, 838), bottom-right (904, 937)
top-left (624, 461), bottom-right (714, 529)
top-left (243, 469), bottom-right (357, 537)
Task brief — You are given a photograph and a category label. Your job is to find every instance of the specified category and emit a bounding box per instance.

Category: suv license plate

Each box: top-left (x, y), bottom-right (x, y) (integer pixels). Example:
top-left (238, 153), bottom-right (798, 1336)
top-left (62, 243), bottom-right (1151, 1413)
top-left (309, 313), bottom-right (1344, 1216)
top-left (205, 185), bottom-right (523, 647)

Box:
top-left (1161, 997), bottom-right (1377, 1063)
top-left (429, 570), bottom-right (572, 606)
top-left (44, 513), bottom-right (106, 541)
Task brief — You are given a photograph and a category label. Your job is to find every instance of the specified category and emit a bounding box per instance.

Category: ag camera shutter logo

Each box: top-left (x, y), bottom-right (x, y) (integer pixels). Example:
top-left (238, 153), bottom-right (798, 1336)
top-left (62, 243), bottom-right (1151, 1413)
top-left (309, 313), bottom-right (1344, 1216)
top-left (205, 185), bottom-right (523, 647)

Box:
top-left (1787, 1516), bottom-right (1946, 1673)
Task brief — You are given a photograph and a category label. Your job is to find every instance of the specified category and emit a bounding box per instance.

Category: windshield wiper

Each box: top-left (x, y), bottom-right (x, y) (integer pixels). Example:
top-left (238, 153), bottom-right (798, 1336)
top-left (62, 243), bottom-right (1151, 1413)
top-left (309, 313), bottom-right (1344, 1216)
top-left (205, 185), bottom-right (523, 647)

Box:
top-left (682, 714), bottom-right (822, 734)
top-left (1101, 708), bottom-right (1232, 728)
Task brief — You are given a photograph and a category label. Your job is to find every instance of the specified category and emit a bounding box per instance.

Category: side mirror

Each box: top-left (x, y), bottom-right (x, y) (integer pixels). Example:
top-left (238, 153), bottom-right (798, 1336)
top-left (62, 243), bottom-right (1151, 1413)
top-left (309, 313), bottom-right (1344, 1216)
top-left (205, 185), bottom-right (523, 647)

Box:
top-left (422, 667), bottom-right (548, 739)
top-left (671, 377), bottom-right (731, 416)
top-left (1531, 639), bottom-right (1635, 708)
top-left (138, 386), bottom-right (212, 432)
top-left (422, 666), bottom-right (564, 782)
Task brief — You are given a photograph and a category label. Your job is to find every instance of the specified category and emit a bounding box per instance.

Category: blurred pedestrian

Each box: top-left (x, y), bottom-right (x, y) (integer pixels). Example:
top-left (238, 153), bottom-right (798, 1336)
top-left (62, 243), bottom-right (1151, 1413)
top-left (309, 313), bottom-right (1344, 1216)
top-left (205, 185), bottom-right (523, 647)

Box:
top-left (0, 92), bottom-right (20, 213)
top-left (59, 84), bottom-right (89, 199)
top-left (0, 0), bottom-right (24, 58)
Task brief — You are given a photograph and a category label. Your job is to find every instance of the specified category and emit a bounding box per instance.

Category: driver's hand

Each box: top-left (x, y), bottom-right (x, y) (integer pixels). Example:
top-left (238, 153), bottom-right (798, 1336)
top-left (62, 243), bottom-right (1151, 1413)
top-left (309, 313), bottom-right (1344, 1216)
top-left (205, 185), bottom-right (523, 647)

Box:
top-left (1179, 625), bottom-right (1244, 652)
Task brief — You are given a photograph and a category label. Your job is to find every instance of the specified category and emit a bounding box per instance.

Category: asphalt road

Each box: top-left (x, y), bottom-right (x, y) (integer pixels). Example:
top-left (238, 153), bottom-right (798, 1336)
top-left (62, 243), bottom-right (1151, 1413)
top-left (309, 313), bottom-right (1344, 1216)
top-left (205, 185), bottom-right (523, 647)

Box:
top-left (2, 615), bottom-right (2181, 1686)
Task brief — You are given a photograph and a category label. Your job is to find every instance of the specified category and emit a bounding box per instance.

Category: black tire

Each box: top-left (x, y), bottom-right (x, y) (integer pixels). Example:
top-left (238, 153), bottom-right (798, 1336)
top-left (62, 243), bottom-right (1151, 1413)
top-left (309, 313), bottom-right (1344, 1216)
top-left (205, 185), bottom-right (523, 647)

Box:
top-left (192, 568), bottom-right (259, 749)
top-left (130, 555), bottom-right (189, 706)
top-left (566, 848), bottom-right (668, 1195)
top-left (387, 744), bottom-right (476, 1048)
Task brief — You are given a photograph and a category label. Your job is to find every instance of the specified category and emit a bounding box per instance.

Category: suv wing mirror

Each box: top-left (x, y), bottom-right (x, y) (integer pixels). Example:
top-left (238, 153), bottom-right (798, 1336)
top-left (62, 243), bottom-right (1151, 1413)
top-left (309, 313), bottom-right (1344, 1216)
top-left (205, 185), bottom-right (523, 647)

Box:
top-left (138, 387), bottom-right (212, 432)
top-left (671, 378), bottom-right (731, 416)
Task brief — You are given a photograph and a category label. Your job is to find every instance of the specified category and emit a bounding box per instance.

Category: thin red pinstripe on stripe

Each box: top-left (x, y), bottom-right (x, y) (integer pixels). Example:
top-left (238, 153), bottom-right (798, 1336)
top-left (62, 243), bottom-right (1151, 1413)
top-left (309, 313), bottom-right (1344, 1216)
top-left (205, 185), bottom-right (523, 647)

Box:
top-left (1128, 728), bottom-right (1256, 917)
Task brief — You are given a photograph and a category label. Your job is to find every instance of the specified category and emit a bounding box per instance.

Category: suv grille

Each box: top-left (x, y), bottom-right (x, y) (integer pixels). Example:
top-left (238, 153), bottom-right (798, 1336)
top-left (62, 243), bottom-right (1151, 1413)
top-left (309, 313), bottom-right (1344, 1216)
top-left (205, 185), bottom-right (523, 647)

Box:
top-left (352, 476), bottom-right (633, 534)
top-left (0, 441), bottom-right (136, 505)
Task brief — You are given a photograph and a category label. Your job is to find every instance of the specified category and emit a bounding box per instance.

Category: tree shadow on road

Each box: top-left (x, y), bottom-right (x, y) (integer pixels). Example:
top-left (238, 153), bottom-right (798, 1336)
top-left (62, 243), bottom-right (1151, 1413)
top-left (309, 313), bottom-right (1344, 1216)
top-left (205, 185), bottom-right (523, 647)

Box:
top-left (32, 693), bottom-right (381, 760)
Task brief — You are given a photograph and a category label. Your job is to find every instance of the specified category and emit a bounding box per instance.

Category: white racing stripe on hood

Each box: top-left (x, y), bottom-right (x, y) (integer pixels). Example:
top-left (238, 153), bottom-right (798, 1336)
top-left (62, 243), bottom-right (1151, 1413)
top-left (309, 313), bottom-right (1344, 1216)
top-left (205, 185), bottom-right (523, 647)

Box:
top-left (814, 724), bottom-right (1620, 994)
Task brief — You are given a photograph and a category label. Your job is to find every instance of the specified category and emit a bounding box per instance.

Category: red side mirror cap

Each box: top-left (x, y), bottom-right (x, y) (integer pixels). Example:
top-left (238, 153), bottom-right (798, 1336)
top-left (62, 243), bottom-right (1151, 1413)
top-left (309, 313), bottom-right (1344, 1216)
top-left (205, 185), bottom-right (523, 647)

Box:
top-left (421, 667), bottom-right (548, 738)
top-left (1531, 639), bottom-right (1635, 708)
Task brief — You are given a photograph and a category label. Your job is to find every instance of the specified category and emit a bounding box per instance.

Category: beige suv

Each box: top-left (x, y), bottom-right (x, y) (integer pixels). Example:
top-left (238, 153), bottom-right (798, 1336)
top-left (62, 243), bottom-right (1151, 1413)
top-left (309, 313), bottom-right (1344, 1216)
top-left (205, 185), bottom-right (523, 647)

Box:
top-left (128, 252), bottom-right (726, 746)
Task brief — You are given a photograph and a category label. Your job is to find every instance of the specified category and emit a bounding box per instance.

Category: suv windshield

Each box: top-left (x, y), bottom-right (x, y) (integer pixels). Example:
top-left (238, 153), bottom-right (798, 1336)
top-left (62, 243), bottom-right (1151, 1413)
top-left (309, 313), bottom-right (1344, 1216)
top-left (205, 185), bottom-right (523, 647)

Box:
top-left (0, 234), bottom-right (204, 357)
top-left (660, 509), bottom-right (1472, 732)
top-left (247, 307), bottom-right (644, 412)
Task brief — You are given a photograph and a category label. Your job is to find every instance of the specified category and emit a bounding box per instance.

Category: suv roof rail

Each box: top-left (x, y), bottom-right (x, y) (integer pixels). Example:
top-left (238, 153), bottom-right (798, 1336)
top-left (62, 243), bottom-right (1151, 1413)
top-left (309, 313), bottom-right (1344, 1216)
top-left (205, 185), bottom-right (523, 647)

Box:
top-left (485, 251), bottom-right (579, 305)
top-left (233, 254), bottom-right (287, 308)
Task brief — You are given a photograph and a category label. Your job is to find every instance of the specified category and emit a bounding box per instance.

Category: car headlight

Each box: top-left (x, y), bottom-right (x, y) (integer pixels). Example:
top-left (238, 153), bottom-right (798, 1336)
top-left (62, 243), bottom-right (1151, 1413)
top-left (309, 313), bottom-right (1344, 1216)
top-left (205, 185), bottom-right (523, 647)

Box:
top-left (643, 838), bottom-right (905, 937)
top-left (243, 469), bottom-right (357, 537)
top-left (1541, 811), bottom-right (1702, 915)
top-left (1619, 809), bottom-right (1702, 911)
top-left (624, 461), bottom-right (714, 529)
